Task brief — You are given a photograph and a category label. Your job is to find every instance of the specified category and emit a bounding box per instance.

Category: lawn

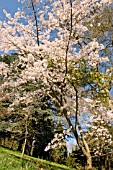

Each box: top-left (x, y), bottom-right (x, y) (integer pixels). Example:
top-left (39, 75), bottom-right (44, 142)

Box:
top-left (0, 146), bottom-right (75, 170)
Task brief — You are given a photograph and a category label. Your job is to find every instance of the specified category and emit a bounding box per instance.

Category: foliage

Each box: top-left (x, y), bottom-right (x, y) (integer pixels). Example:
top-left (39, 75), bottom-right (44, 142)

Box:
top-left (0, 97), bottom-right (55, 159)
top-left (47, 123), bottom-right (67, 164)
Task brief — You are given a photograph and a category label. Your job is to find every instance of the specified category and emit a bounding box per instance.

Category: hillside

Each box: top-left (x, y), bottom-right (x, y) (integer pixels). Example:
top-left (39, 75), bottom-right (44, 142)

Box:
top-left (0, 146), bottom-right (75, 170)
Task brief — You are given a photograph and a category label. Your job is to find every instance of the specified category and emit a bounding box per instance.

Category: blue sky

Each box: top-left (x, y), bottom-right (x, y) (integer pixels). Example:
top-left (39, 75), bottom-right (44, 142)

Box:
top-left (0, 0), bottom-right (23, 20)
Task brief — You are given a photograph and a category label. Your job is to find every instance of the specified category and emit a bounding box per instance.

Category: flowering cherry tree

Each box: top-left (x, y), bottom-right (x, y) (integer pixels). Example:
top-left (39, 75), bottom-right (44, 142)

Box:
top-left (0, 0), bottom-right (113, 169)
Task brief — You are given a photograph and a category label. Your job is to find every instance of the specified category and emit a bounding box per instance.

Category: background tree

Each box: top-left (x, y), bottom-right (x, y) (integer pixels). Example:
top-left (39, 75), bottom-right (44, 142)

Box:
top-left (0, 54), bottom-right (55, 159)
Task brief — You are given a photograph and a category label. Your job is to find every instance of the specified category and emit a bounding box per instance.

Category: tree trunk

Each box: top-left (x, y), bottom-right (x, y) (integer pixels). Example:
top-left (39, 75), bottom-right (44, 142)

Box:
top-left (21, 115), bottom-right (28, 158)
top-left (105, 155), bottom-right (110, 170)
top-left (21, 138), bottom-right (27, 158)
top-left (30, 140), bottom-right (35, 156)
top-left (82, 136), bottom-right (92, 170)
top-left (63, 108), bottom-right (93, 170)
top-left (86, 154), bottom-right (92, 170)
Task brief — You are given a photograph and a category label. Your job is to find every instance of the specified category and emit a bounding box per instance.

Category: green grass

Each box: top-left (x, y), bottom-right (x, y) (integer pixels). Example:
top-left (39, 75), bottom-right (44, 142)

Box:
top-left (0, 146), bottom-right (75, 170)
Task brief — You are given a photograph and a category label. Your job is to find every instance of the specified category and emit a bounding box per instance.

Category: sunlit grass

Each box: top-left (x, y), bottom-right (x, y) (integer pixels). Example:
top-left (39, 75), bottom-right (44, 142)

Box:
top-left (0, 146), bottom-right (75, 170)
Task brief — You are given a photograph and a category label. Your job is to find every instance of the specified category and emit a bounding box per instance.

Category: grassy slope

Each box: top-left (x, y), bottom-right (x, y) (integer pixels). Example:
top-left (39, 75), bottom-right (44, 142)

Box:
top-left (0, 146), bottom-right (75, 170)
